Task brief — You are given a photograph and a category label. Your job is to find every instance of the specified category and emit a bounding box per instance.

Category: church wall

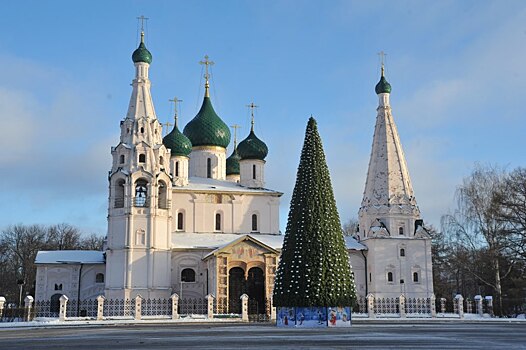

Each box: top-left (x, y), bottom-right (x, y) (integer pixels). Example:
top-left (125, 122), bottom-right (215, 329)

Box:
top-left (189, 148), bottom-right (227, 180)
top-left (105, 250), bottom-right (126, 290)
top-left (348, 251), bottom-right (366, 297)
top-left (171, 250), bottom-right (210, 298)
top-left (363, 237), bottom-right (433, 297)
top-left (35, 264), bottom-right (105, 302)
top-left (171, 192), bottom-right (280, 234)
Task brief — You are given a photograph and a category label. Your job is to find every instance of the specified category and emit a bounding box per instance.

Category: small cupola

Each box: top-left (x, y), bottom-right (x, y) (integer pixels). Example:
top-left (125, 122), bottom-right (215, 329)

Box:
top-left (375, 64), bottom-right (391, 94)
top-left (132, 32), bottom-right (152, 65)
top-left (239, 103), bottom-right (267, 188)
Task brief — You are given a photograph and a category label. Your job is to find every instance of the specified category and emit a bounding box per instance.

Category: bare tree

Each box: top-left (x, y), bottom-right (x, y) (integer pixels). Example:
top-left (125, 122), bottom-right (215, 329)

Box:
top-left (342, 217), bottom-right (359, 237)
top-left (80, 233), bottom-right (105, 251)
top-left (46, 223), bottom-right (82, 250)
top-left (441, 165), bottom-right (514, 315)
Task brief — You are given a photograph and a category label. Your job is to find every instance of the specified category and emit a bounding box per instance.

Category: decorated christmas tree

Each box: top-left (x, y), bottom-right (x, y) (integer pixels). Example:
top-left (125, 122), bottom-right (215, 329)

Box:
top-left (273, 117), bottom-right (357, 308)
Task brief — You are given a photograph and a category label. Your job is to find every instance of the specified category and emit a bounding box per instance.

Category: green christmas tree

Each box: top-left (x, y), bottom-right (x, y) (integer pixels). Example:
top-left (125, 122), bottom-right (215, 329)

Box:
top-left (273, 117), bottom-right (357, 307)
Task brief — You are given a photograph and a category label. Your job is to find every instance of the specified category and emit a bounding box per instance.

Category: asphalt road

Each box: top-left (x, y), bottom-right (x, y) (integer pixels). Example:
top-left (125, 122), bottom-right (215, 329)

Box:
top-left (0, 322), bottom-right (525, 349)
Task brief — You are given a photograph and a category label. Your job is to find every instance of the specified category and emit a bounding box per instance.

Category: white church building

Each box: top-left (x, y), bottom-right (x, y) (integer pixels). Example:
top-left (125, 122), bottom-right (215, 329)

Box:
top-left (35, 31), bottom-right (433, 309)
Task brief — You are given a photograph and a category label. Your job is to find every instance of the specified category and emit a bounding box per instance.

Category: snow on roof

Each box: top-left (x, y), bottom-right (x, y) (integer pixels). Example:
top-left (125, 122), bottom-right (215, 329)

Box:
top-left (35, 251), bottom-right (105, 264)
top-left (173, 177), bottom-right (282, 195)
top-left (172, 233), bottom-right (366, 251)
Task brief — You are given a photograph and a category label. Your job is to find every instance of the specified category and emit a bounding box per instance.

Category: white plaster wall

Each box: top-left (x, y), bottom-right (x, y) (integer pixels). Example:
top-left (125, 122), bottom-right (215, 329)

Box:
top-left (239, 159), bottom-right (265, 188)
top-left (189, 148), bottom-right (227, 180)
top-left (171, 251), bottom-right (211, 298)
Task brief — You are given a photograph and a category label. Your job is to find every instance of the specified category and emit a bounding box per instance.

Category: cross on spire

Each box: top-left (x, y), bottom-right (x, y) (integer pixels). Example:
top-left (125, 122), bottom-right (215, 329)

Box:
top-left (199, 55), bottom-right (215, 97)
top-left (230, 124), bottom-right (242, 148)
top-left (246, 102), bottom-right (259, 131)
top-left (169, 96), bottom-right (183, 126)
top-left (137, 15), bottom-right (149, 32)
top-left (378, 50), bottom-right (387, 76)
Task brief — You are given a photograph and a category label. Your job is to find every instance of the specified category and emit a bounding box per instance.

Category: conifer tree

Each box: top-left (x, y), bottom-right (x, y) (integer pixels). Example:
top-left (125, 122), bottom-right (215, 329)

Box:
top-left (273, 117), bottom-right (357, 307)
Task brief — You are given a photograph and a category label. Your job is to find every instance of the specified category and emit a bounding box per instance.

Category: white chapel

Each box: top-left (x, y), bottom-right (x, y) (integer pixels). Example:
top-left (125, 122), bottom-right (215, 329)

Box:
top-left (34, 31), bottom-right (433, 309)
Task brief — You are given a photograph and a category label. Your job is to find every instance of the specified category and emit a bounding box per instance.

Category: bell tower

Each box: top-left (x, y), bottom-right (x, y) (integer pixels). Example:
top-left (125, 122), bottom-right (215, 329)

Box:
top-left (105, 23), bottom-right (173, 299)
top-left (358, 56), bottom-right (433, 298)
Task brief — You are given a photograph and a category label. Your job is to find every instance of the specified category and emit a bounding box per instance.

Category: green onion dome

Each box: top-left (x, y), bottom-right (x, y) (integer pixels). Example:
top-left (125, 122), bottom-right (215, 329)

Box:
top-left (237, 129), bottom-right (268, 160)
top-left (375, 74), bottom-right (391, 94)
top-left (226, 148), bottom-right (241, 175)
top-left (183, 96), bottom-right (231, 148)
top-left (132, 33), bottom-right (152, 64)
top-left (163, 124), bottom-right (192, 157)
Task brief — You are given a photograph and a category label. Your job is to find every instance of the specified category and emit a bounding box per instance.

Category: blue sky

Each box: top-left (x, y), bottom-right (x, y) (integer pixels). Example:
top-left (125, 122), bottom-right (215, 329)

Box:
top-left (1, 0), bottom-right (525, 236)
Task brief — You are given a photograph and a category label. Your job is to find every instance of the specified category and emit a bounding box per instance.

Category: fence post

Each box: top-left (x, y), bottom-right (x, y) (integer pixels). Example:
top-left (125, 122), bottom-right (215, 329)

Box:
top-left (474, 295), bottom-right (483, 317)
top-left (24, 296), bottom-right (34, 321)
top-left (366, 293), bottom-right (375, 319)
top-left (485, 296), bottom-right (493, 317)
top-left (206, 294), bottom-right (215, 319)
top-left (240, 294), bottom-right (249, 322)
top-left (399, 294), bottom-right (406, 318)
top-left (270, 297), bottom-right (276, 321)
top-left (59, 295), bottom-right (69, 321)
top-left (430, 294), bottom-right (436, 318)
top-left (0, 296), bottom-right (5, 319)
top-left (440, 297), bottom-right (446, 314)
top-left (96, 295), bottom-right (105, 321)
top-left (455, 294), bottom-right (464, 319)
top-left (170, 293), bottom-right (179, 319)
top-left (134, 295), bottom-right (142, 320)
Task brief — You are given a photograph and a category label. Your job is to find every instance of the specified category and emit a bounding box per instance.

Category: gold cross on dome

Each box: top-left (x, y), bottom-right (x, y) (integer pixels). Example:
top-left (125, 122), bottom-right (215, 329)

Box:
top-left (246, 102), bottom-right (259, 130)
top-left (199, 55), bottom-right (215, 81)
top-left (377, 51), bottom-right (387, 75)
top-left (137, 15), bottom-right (149, 32)
top-left (230, 124), bottom-right (241, 148)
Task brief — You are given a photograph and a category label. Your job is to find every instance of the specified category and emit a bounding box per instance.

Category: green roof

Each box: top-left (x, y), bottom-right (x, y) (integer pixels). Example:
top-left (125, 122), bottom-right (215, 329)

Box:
top-left (237, 129), bottom-right (268, 160)
top-left (375, 75), bottom-right (391, 94)
top-left (163, 124), bottom-right (192, 157)
top-left (226, 148), bottom-right (241, 175)
top-left (132, 41), bottom-right (152, 64)
top-left (183, 96), bottom-right (231, 148)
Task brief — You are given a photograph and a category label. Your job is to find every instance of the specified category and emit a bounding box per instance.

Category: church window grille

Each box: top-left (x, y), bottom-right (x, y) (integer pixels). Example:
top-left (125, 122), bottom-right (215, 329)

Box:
top-left (215, 213), bottom-right (222, 231)
top-left (96, 273), bottom-right (104, 283)
top-left (252, 164), bottom-right (256, 180)
top-left (158, 181), bottom-right (168, 209)
top-left (181, 268), bottom-right (196, 282)
top-left (413, 272), bottom-right (419, 283)
top-left (175, 162), bottom-right (179, 177)
top-left (399, 227), bottom-right (404, 235)
top-left (54, 284), bottom-right (62, 291)
top-left (139, 154), bottom-right (146, 163)
top-left (119, 154), bottom-right (125, 164)
top-left (400, 248), bottom-right (405, 257)
top-left (387, 272), bottom-right (394, 283)
top-left (207, 158), bottom-right (212, 178)
top-left (134, 180), bottom-right (148, 207)
top-left (251, 214), bottom-right (258, 232)
top-left (177, 212), bottom-right (184, 231)
top-left (114, 179), bottom-right (125, 208)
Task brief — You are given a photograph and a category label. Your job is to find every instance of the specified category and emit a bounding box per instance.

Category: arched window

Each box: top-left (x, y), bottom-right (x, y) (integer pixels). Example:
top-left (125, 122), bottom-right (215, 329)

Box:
top-left (252, 164), bottom-right (256, 180)
top-left (175, 161), bottom-right (180, 177)
top-left (251, 214), bottom-right (258, 232)
top-left (54, 283), bottom-right (62, 291)
top-left (134, 180), bottom-right (148, 207)
top-left (387, 272), bottom-right (394, 282)
top-left (181, 268), bottom-right (196, 282)
top-left (400, 248), bottom-right (405, 257)
top-left (95, 273), bottom-right (104, 283)
top-left (413, 272), bottom-right (419, 283)
top-left (177, 212), bottom-right (184, 231)
top-left (114, 179), bottom-right (125, 208)
top-left (139, 154), bottom-right (146, 163)
top-left (215, 213), bottom-right (222, 231)
top-left (207, 158), bottom-right (212, 178)
top-left (159, 156), bottom-right (164, 165)
top-left (399, 227), bottom-right (404, 235)
top-left (119, 154), bottom-right (125, 164)
top-left (158, 181), bottom-right (168, 209)
top-left (140, 127), bottom-right (145, 134)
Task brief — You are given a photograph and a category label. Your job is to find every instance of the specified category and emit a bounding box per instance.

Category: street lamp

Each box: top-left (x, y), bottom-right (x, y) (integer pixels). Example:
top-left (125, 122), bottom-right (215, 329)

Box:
top-left (17, 279), bottom-right (25, 307)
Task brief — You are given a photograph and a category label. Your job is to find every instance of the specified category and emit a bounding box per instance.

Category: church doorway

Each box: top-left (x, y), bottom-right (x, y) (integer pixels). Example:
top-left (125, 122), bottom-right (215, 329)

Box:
top-left (228, 267), bottom-right (245, 313)
top-left (247, 267), bottom-right (265, 314)
top-left (50, 293), bottom-right (61, 314)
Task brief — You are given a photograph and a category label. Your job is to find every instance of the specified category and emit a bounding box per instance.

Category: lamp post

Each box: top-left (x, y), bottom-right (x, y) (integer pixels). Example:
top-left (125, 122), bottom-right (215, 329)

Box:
top-left (17, 279), bottom-right (25, 307)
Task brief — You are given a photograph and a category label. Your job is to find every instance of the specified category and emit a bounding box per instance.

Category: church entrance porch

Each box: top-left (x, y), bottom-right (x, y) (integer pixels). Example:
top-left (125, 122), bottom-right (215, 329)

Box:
top-left (227, 266), bottom-right (265, 314)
